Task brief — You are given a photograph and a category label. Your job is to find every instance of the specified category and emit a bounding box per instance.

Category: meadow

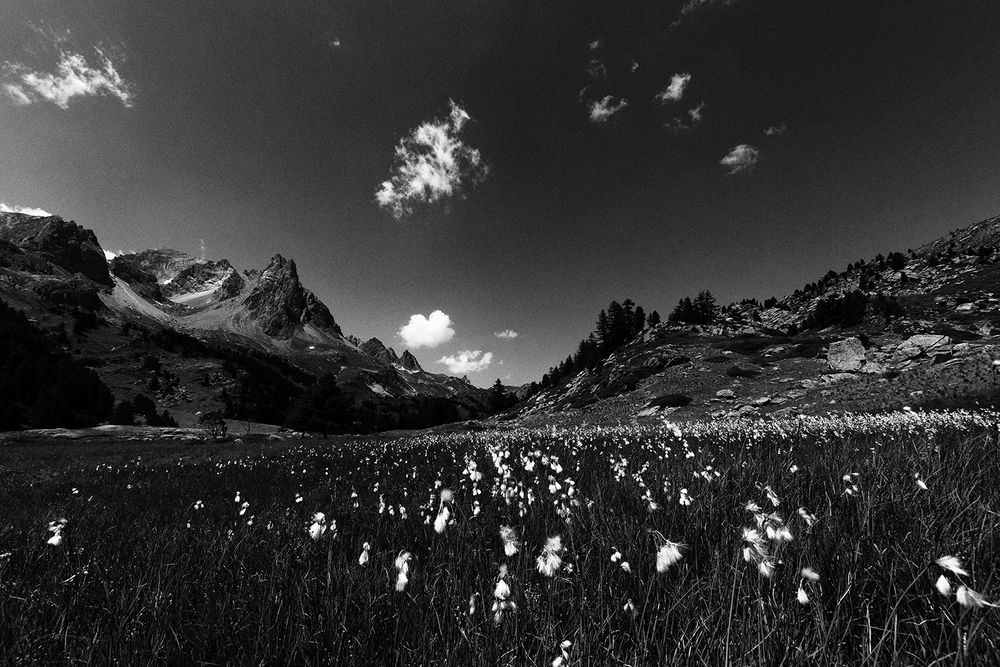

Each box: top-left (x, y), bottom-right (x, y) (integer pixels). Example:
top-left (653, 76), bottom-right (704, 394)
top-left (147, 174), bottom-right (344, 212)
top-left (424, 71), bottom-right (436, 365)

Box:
top-left (1, 412), bottom-right (998, 665)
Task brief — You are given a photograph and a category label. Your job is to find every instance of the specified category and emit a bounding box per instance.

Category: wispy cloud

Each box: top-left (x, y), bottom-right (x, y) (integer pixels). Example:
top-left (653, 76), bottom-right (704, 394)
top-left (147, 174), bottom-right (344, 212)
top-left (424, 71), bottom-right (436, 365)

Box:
top-left (655, 73), bottom-right (692, 104)
top-left (376, 100), bottom-right (488, 219)
top-left (494, 329), bottom-right (518, 339)
top-left (720, 144), bottom-right (761, 175)
top-left (764, 124), bottom-right (787, 136)
top-left (398, 310), bottom-right (456, 349)
top-left (588, 95), bottom-right (628, 123)
top-left (3, 49), bottom-right (134, 109)
top-left (674, 0), bottom-right (741, 24)
top-left (0, 202), bottom-right (52, 216)
top-left (437, 350), bottom-right (493, 374)
top-left (665, 101), bottom-right (707, 132)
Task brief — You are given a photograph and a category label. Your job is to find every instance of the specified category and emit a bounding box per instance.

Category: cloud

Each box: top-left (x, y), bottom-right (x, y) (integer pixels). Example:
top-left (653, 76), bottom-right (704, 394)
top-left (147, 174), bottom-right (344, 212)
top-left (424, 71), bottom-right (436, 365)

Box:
top-left (3, 49), bottom-right (134, 109)
top-left (585, 58), bottom-right (606, 80)
top-left (719, 144), bottom-right (761, 175)
top-left (437, 350), bottom-right (494, 374)
top-left (103, 249), bottom-right (119, 262)
top-left (398, 310), bottom-right (455, 349)
top-left (588, 95), bottom-right (628, 123)
top-left (376, 100), bottom-right (488, 219)
top-left (655, 73), bottom-right (691, 104)
top-left (494, 329), bottom-right (518, 339)
top-left (675, 0), bottom-right (741, 23)
top-left (764, 124), bottom-right (787, 136)
top-left (665, 101), bottom-right (707, 132)
top-left (0, 202), bottom-right (52, 216)
top-left (588, 40), bottom-right (601, 51)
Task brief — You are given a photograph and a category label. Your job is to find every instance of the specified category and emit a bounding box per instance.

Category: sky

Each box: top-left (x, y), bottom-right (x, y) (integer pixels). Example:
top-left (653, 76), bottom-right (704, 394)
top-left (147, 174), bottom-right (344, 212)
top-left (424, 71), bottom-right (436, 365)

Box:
top-left (3, 1), bottom-right (1000, 386)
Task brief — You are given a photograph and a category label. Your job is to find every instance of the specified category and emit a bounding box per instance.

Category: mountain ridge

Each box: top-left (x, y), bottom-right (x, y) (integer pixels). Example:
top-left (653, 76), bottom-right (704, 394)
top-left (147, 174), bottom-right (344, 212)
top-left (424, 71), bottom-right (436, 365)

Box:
top-left (0, 211), bottom-right (493, 430)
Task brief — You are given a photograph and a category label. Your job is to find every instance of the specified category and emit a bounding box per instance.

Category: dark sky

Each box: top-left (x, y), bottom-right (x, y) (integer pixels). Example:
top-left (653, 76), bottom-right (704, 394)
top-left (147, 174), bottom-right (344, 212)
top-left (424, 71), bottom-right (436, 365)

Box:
top-left (3, 1), bottom-right (1000, 385)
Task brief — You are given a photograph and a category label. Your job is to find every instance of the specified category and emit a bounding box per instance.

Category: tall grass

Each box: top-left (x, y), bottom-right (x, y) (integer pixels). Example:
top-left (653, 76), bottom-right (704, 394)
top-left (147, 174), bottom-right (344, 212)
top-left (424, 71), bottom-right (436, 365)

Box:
top-left (1, 411), bottom-right (998, 664)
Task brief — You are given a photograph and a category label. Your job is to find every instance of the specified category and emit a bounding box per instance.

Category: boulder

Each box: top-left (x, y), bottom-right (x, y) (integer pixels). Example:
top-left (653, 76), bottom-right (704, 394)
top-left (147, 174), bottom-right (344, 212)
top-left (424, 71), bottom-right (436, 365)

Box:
top-left (891, 335), bottom-right (952, 363)
top-left (716, 389), bottom-right (735, 399)
top-left (827, 337), bottom-right (867, 372)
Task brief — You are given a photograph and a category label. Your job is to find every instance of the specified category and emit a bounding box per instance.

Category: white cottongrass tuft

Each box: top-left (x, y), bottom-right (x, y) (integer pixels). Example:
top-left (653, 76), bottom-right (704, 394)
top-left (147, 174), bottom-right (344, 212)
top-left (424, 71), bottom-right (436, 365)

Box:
top-left (655, 540), bottom-right (684, 573)
top-left (499, 525), bottom-right (521, 556)
top-left (956, 585), bottom-right (992, 609)
top-left (308, 512), bottom-right (327, 541)
top-left (797, 507), bottom-right (818, 528)
top-left (358, 541), bottom-right (371, 566)
top-left (536, 535), bottom-right (563, 577)
top-left (469, 592), bottom-right (479, 616)
top-left (492, 563), bottom-right (516, 624)
top-left (796, 585), bottom-right (809, 605)
top-left (46, 518), bottom-right (68, 546)
top-left (935, 574), bottom-right (952, 596)
top-left (551, 639), bottom-right (573, 667)
top-left (434, 505), bottom-right (450, 534)
top-left (394, 551), bottom-right (412, 592)
top-left (624, 599), bottom-right (638, 619)
top-left (914, 473), bottom-right (928, 490)
top-left (936, 555), bottom-right (969, 577)
top-left (801, 567), bottom-right (820, 581)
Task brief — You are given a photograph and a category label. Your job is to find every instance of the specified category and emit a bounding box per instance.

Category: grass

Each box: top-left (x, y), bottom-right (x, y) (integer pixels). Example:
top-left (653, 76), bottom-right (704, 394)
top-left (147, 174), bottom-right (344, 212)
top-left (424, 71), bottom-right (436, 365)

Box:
top-left (1, 412), bottom-right (999, 664)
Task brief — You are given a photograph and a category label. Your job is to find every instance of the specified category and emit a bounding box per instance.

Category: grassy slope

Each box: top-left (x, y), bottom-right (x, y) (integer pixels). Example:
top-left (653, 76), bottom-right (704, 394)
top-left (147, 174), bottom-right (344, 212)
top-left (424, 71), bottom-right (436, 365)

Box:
top-left (0, 412), bottom-right (998, 664)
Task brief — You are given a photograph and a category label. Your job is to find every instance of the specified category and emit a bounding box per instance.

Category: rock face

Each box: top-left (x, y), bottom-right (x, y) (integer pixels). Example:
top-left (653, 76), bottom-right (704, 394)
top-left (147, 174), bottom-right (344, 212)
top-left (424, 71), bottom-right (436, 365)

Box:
top-left (891, 335), bottom-right (952, 363)
top-left (243, 255), bottom-right (342, 339)
top-left (400, 350), bottom-right (423, 372)
top-left (360, 337), bottom-right (400, 365)
top-left (0, 213), bottom-right (112, 286)
top-left (109, 256), bottom-right (165, 301)
top-left (828, 337), bottom-right (867, 372)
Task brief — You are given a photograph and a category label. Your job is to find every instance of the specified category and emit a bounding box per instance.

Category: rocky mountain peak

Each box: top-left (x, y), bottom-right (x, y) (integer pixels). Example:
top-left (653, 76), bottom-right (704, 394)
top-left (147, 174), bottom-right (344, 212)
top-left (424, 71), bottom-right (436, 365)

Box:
top-left (243, 254), bottom-right (342, 339)
top-left (399, 350), bottom-right (423, 372)
top-left (0, 212), bottom-right (112, 286)
top-left (360, 337), bottom-right (400, 365)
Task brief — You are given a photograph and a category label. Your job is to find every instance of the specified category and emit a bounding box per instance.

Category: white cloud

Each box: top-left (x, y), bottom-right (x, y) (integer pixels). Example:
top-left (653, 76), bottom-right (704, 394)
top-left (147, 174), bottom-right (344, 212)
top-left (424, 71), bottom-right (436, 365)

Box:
top-left (585, 58), bottom-right (606, 80)
top-left (676, 0), bottom-right (740, 21)
top-left (376, 100), bottom-right (488, 219)
top-left (494, 329), bottom-right (518, 339)
top-left (588, 95), bottom-right (628, 123)
top-left (437, 350), bottom-right (494, 374)
top-left (3, 49), bottom-right (134, 109)
top-left (655, 73), bottom-right (691, 104)
top-left (720, 144), bottom-right (761, 175)
top-left (589, 40), bottom-right (601, 51)
top-left (664, 101), bottom-right (707, 132)
top-left (103, 249), bottom-right (118, 262)
top-left (764, 124), bottom-right (787, 136)
top-left (398, 310), bottom-right (455, 349)
top-left (0, 202), bottom-right (52, 216)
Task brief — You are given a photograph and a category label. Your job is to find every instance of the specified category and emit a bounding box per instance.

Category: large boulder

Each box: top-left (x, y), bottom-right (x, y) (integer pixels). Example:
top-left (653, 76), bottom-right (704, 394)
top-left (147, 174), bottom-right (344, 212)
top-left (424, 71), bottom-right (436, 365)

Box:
top-left (891, 335), bottom-right (952, 363)
top-left (827, 337), bottom-right (867, 372)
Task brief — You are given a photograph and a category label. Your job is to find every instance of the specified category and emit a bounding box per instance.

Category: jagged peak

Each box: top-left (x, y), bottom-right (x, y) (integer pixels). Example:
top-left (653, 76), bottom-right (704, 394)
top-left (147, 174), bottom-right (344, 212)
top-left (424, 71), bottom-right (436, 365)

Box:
top-left (400, 350), bottom-right (423, 372)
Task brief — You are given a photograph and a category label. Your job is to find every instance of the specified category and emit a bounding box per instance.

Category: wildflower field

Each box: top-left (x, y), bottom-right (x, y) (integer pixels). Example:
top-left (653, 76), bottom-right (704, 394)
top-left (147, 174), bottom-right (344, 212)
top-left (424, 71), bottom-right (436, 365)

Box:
top-left (2, 412), bottom-right (999, 664)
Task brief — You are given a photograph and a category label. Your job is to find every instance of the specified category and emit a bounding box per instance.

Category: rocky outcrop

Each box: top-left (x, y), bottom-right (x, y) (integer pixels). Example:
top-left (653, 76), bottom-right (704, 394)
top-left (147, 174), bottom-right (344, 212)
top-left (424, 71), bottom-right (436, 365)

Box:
top-left (162, 258), bottom-right (243, 301)
top-left (0, 213), bottom-right (111, 286)
top-left (242, 254), bottom-right (342, 339)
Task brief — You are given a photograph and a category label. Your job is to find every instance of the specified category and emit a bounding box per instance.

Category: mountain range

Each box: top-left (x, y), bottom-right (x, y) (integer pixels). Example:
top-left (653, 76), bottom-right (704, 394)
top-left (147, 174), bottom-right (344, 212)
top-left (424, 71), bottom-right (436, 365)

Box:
top-left (0, 211), bottom-right (491, 430)
top-left (3, 209), bottom-right (1000, 433)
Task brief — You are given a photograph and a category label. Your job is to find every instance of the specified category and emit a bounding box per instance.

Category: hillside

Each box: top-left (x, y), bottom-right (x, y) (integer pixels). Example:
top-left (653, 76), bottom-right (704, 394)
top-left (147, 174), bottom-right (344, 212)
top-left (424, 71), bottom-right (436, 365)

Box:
top-left (0, 212), bottom-right (491, 430)
top-left (512, 213), bottom-right (1000, 425)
